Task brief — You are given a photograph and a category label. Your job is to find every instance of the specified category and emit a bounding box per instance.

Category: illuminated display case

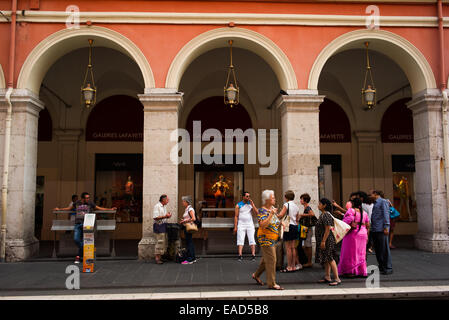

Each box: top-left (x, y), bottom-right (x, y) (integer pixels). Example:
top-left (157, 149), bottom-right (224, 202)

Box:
top-left (95, 154), bottom-right (143, 223)
top-left (194, 158), bottom-right (244, 218)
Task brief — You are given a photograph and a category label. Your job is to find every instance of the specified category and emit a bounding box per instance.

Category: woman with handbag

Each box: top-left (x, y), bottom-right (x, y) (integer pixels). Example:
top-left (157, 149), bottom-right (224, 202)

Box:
top-left (338, 197), bottom-right (370, 277)
top-left (277, 190), bottom-right (301, 273)
top-left (315, 198), bottom-right (341, 286)
top-left (252, 190), bottom-right (284, 290)
top-left (298, 193), bottom-right (317, 268)
top-left (388, 199), bottom-right (400, 249)
top-left (180, 195), bottom-right (197, 265)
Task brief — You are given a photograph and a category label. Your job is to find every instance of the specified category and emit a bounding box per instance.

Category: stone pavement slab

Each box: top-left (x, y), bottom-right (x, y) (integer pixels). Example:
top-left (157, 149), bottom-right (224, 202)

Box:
top-left (1, 286), bottom-right (448, 300)
top-left (0, 249), bottom-right (448, 298)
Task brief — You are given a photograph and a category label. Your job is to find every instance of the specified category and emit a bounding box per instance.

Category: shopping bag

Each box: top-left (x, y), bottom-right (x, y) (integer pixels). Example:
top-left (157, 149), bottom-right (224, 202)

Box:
top-left (329, 212), bottom-right (351, 244)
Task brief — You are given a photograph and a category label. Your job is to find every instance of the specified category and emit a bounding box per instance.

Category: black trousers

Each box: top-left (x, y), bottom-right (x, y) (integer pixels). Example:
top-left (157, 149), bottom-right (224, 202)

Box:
top-left (372, 232), bottom-right (393, 272)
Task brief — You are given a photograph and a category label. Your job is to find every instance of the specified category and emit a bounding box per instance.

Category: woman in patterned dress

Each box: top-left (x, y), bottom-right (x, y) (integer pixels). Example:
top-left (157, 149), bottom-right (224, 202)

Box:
top-left (252, 190), bottom-right (284, 290)
top-left (315, 198), bottom-right (341, 286)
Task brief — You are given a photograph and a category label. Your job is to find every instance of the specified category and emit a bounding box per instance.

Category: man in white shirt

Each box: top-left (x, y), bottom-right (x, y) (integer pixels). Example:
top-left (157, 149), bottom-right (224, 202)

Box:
top-left (153, 194), bottom-right (172, 264)
top-left (234, 191), bottom-right (258, 261)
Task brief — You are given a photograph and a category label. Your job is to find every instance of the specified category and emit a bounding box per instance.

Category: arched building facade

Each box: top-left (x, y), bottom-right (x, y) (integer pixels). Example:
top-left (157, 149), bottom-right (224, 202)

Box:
top-left (0, 0), bottom-right (448, 261)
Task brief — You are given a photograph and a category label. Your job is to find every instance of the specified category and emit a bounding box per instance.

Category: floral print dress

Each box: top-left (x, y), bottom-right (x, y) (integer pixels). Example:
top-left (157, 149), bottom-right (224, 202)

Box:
top-left (315, 211), bottom-right (339, 265)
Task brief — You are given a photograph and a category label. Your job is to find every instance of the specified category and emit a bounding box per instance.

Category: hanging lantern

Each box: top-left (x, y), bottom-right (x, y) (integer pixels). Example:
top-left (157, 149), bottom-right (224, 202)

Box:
top-left (224, 40), bottom-right (239, 107)
top-left (361, 41), bottom-right (376, 109)
top-left (81, 39), bottom-right (97, 108)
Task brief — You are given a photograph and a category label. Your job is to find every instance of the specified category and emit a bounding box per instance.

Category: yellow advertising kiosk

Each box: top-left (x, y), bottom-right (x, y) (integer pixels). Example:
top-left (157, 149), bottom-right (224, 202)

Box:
top-left (83, 214), bottom-right (96, 273)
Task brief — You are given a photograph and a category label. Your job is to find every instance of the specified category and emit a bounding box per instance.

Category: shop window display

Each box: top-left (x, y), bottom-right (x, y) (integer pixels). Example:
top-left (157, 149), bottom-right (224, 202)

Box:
top-left (194, 167), bottom-right (243, 218)
top-left (95, 154), bottom-right (143, 223)
top-left (392, 155), bottom-right (416, 222)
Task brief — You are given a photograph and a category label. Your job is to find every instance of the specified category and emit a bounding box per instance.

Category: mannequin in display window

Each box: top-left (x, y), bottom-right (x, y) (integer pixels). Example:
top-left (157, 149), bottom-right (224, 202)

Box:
top-left (212, 175), bottom-right (230, 216)
top-left (125, 176), bottom-right (134, 202)
top-left (395, 176), bottom-right (411, 221)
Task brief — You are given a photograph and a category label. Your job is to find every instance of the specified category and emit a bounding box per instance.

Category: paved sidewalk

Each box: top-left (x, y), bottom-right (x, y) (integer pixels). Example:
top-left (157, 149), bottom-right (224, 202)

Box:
top-left (0, 248), bottom-right (449, 299)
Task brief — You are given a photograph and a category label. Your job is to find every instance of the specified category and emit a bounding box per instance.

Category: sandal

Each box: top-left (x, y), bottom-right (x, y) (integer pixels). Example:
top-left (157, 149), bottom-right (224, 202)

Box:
top-left (252, 274), bottom-right (264, 286)
top-left (280, 268), bottom-right (295, 273)
top-left (295, 264), bottom-right (303, 270)
top-left (318, 277), bottom-right (332, 284)
top-left (329, 280), bottom-right (342, 286)
top-left (269, 285), bottom-right (284, 290)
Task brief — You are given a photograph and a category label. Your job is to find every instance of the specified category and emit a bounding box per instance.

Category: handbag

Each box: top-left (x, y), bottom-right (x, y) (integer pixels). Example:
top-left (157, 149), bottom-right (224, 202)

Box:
top-left (389, 206), bottom-right (400, 219)
top-left (328, 212), bottom-right (351, 244)
top-left (299, 224), bottom-right (308, 239)
top-left (153, 222), bottom-right (167, 234)
top-left (185, 221), bottom-right (198, 233)
top-left (299, 206), bottom-right (318, 227)
top-left (282, 203), bottom-right (291, 232)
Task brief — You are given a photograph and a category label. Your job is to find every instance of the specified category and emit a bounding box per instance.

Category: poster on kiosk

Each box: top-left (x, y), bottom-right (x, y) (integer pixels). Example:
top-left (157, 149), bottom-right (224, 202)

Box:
top-left (83, 213), bottom-right (96, 273)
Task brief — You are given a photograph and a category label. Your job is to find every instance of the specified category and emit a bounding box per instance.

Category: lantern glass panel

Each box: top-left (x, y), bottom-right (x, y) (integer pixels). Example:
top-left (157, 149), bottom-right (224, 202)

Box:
top-left (83, 89), bottom-right (94, 102)
top-left (364, 90), bottom-right (375, 104)
top-left (226, 88), bottom-right (237, 102)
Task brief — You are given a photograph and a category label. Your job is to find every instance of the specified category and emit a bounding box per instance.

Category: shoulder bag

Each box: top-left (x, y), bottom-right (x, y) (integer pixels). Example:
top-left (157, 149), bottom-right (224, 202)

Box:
top-left (282, 203), bottom-right (291, 232)
top-left (185, 221), bottom-right (198, 233)
top-left (184, 206), bottom-right (199, 233)
top-left (299, 207), bottom-right (318, 227)
top-left (389, 206), bottom-right (400, 219)
top-left (328, 211), bottom-right (351, 244)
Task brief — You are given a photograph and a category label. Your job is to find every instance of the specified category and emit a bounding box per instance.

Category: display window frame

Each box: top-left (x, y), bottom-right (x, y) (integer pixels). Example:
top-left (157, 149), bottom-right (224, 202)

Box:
top-left (94, 153), bottom-right (143, 223)
top-left (193, 155), bottom-right (244, 218)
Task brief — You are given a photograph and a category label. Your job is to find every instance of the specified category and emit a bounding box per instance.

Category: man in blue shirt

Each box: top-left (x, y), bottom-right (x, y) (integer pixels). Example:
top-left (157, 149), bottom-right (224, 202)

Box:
top-left (370, 190), bottom-right (393, 275)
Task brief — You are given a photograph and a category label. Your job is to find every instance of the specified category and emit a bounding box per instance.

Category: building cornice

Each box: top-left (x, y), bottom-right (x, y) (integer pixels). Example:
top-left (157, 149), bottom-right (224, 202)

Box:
top-left (0, 10), bottom-right (448, 27)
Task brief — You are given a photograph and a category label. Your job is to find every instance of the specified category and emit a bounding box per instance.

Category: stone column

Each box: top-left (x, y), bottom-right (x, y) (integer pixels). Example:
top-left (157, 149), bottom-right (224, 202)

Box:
top-left (354, 131), bottom-right (384, 192)
top-left (408, 89), bottom-right (449, 252)
top-left (138, 89), bottom-right (183, 260)
top-left (275, 91), bottom-right (324, 211)
top-left (0, 89), bottom-right (44, 261)
top-left (54, 129), bottom-right (82, 206)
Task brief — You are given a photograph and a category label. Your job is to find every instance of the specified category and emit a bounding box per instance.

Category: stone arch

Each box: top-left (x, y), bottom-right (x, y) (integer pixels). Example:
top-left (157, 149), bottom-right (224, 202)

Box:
top-left (381, 97), bottom-right (414, 143)
top-left (166, 27), bottom-right (297, 91)
top-left (319, 98), bottom-right (352, 143)
top-left (184, 96), bottom-right (253, 137)
top-left (17, 26), bottom-right (155, 94)
top-left (308, 29), bottom-right (437, 95)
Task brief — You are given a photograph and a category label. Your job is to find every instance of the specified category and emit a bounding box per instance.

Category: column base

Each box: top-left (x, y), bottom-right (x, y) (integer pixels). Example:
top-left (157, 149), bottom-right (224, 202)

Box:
top-left (138, 236), bottom-right (156, 261)
top-left (5, 238), bottom-right (39, 262)
top-left (414, 232), bottom-right (449, 253)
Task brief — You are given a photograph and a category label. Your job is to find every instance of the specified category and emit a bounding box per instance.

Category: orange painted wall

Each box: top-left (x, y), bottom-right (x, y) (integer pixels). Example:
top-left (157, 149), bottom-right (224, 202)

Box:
top-left (11, 0), bottom-right (441, 16)
top-left (0, 0), bottom-right (447, 89)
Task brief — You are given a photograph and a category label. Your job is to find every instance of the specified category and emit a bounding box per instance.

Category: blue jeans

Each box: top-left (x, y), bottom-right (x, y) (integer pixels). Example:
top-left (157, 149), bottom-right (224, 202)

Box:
top-left (184, 229), bottom-right (196, 262)
top-left (74, 223), bottom-right (83, 257)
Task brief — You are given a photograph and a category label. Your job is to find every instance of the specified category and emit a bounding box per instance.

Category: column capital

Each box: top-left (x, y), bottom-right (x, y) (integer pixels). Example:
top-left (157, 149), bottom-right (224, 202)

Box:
top-left (408, 88), bottom-right (444, 116)
top-left (138, 88), bottom-right (184, 113)
top-left (275, 92), bottom-right (325, 116)
top-left (0, 89), bottom-right (44, 117)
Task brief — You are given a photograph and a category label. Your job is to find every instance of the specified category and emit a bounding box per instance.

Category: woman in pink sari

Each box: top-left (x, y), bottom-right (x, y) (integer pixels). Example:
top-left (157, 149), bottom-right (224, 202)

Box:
top-left (338, 197), bottom-right (370, 277)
